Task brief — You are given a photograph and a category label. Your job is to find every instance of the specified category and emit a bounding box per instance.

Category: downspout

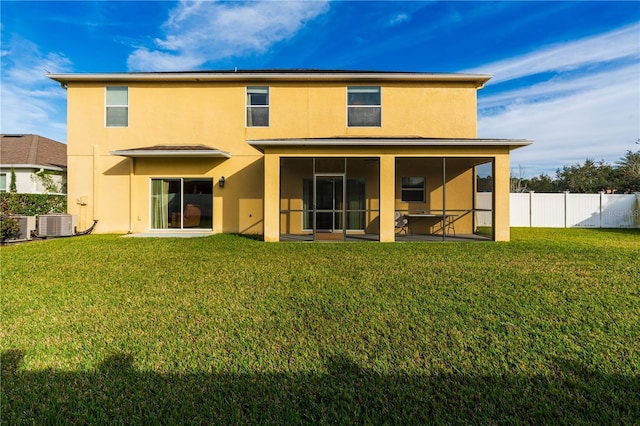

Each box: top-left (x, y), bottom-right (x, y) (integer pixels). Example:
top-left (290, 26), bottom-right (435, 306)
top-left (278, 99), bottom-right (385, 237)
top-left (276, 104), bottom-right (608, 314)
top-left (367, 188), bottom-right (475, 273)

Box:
top-left (93, 145), bottom-right (100, 224)
top-left (442, 157), bottom-right (446, 241)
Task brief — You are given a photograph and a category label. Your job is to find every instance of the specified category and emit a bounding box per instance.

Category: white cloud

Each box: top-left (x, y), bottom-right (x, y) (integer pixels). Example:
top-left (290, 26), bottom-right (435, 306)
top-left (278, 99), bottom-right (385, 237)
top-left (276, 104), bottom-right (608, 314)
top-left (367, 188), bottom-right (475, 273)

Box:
top-left (387, 13), bottom-right (410, 27)
top-left (479, 67), bottom-right (639, 176)
top-left (478, 65), bottom-right (637, 112)
top-left (0, 36), bottom-right (70, 142)
top-left (128, 0), bottom-right (330, 71)
top-left (467, 22), bottom-right (640, 84)
top-left (471, 24), bottom-right (640, 177)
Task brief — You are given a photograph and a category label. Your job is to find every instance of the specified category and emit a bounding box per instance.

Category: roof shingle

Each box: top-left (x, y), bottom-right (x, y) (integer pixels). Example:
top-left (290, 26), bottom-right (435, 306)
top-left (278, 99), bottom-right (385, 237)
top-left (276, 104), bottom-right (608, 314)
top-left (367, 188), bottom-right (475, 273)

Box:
top-left (1, 134), bottom-right (67, 168)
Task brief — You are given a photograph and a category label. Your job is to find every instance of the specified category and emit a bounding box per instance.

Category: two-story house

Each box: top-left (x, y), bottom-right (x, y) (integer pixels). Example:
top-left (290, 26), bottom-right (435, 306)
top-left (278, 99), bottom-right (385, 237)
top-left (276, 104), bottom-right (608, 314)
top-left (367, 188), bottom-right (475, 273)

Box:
top-left (48, 70), bottom-right (531, 242)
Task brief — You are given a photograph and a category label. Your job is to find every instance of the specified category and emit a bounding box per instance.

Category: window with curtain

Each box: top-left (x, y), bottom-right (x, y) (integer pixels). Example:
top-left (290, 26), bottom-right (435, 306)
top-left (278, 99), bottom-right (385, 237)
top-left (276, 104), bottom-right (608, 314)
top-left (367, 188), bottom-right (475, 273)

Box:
top-left (151, 179), bottom-right (171, 229)
top-left (347, 86), bottom-right (381, 127)
top-left (246, 86), bottom-right (269, 127)
top-left (106, 86), bottom-right (128, 127)
top-left (346, 179), bottom-right (366, 230)
top-left (401, 177), bottom-right (425, 202)
top-left (151, 178), bottom-right (212, 230)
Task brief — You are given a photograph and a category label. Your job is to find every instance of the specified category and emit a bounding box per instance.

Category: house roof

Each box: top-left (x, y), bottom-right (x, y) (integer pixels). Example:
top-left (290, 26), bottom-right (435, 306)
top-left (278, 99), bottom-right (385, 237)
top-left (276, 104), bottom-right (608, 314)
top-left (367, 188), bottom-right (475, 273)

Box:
top-left (248, 137), bottom-right (533, 152)
top-left (1, 134), bottom-right (67, 168)
top-left (47, 69), bottom-right (492, 88)
top-left (110, 145), bottom-right (231, 158)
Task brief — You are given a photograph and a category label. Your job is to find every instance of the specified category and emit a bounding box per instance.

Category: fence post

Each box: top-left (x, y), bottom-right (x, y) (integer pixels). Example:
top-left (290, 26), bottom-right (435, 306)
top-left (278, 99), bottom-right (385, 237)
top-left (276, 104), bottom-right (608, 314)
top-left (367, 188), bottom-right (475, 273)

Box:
top-left (599, 191), bottom-right (604, 228)
top-left (529, 190), bottom-right (534, 227)
top-left (636, 192), bottom-right (640, 228)
top-left (564, 191), bottom-right (569, 228)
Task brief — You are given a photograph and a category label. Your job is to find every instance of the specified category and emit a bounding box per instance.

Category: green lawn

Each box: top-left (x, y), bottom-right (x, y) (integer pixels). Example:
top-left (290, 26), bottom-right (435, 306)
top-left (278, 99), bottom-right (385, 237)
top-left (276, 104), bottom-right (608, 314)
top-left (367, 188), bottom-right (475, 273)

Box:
top-left (2, 228), bottom-right (639, 424)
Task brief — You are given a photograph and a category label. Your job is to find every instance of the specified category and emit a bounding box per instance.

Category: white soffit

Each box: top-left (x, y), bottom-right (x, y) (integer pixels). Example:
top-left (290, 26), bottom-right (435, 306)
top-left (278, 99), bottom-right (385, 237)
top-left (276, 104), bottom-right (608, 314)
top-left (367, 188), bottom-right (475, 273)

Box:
top-left (247, 138), bottom-right (533, 150)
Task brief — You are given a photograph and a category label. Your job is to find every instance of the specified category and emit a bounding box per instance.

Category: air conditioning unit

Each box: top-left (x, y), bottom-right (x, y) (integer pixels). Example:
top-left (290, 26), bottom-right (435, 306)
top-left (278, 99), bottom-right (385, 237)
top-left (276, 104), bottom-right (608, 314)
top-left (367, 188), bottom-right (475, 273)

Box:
top-left (37, 214), bottom-right (74, 237)
top-left (2, 215), bottom-right (36, 242)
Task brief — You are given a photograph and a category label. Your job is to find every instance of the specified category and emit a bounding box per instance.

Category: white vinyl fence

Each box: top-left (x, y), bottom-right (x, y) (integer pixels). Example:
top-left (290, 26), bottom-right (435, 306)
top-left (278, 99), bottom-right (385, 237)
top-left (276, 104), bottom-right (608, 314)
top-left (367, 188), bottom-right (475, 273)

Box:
top-left (476, 192), bottom-right (640, 228)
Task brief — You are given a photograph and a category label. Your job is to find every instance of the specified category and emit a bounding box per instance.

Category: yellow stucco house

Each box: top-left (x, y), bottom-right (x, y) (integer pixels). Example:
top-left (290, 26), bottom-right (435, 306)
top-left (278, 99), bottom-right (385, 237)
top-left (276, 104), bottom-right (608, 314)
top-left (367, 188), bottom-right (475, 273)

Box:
top-left (48, 70), bottom-right (531, 242)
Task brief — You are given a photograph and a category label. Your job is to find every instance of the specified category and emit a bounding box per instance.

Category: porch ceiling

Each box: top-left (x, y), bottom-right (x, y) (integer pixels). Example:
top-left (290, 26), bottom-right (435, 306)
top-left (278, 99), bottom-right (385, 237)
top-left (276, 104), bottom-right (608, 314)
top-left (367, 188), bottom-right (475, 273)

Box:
top-left (248, 137), bottom-right (532, 152)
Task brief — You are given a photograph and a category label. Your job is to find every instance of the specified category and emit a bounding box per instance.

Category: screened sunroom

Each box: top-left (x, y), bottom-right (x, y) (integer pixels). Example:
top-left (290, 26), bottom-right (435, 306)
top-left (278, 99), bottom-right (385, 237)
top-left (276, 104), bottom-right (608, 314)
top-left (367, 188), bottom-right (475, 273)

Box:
top-left (252, 137), bottom-right (530, 242)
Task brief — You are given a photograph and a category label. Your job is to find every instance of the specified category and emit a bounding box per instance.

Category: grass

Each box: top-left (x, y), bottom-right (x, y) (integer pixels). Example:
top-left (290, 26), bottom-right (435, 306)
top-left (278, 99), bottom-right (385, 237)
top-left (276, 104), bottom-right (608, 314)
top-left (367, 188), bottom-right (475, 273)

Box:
top-left (2, 228), bottom-right (639, 424)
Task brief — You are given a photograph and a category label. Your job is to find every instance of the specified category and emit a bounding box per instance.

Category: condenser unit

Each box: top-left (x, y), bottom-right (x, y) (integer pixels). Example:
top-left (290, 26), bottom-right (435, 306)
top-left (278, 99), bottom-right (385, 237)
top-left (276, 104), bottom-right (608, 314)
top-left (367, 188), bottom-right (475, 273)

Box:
top-left (2, 215), bottom-right (36, 242)
top-left (37, 214), bottom-right (74, 237)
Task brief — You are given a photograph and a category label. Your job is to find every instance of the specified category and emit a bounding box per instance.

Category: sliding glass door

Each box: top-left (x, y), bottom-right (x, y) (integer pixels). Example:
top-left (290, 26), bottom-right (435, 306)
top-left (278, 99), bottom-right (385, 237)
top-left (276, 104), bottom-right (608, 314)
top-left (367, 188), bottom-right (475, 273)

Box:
top-left (315, 176), bottom-right (344, 232)
top-left (302, 177), bottom-right (365, 232)
top-left (151, 178), bottom-right (213, 230)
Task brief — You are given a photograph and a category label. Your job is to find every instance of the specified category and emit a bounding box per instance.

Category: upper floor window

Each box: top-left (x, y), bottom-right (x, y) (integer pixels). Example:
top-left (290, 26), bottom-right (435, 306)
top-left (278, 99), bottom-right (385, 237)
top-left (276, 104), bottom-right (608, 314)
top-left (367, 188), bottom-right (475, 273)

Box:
top-left (348, 86), bottom-right (381, 127)
top-left (106, 86), bottom-right (128, 127)
top-left (246, 86), bottom-right (269, 127)
top-left (401, 177), bottom-right (425, 202)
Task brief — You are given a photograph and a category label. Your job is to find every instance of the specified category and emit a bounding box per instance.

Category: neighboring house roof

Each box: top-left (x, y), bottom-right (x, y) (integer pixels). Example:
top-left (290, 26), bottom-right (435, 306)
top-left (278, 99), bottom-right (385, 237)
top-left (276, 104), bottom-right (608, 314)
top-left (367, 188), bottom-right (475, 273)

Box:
top-left (47, 69), bottom-right (492, 88)
top-left (1, 134), bottom-right (67, 168)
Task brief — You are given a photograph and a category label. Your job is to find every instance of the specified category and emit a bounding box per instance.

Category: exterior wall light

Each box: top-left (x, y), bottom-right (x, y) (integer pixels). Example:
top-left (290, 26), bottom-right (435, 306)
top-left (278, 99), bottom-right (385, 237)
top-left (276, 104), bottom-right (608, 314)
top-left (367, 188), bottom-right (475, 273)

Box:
top-left (219, 176), bottom-right (225, 188)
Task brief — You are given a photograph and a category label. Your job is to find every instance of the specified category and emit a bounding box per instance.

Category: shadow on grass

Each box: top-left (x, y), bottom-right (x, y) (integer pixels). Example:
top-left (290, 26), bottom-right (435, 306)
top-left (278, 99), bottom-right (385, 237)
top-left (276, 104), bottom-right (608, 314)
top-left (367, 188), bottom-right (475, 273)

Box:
top-left (2, 350), bottom-right (638, 424)
top-left (230, 232), bottom-right (265, 242)
top-left (587, 228), bottom-right (640, 236)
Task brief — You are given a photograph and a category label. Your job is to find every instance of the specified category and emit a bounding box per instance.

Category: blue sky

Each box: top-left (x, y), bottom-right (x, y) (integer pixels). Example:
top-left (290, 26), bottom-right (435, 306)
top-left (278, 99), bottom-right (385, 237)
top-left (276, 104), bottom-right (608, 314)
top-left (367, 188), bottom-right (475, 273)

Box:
top-left (1, 1), bottom-right (638, 177)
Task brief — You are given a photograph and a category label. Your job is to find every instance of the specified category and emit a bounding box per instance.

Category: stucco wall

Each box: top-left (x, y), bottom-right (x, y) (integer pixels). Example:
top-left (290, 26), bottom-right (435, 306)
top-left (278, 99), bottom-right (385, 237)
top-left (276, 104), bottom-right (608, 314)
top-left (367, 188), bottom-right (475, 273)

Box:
top-left (0, 167), bottom-right (65, 194)
top-left (65, 78), bottom-right (490, 236)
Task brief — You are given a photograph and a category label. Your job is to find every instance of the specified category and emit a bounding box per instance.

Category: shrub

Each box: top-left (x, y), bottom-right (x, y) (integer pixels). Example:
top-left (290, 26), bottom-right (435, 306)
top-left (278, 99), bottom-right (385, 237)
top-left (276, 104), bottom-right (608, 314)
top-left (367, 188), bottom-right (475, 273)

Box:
top-left (0, 193), bottom-right (66, 216)
top-left (0, 215), bottom-right (20, 241)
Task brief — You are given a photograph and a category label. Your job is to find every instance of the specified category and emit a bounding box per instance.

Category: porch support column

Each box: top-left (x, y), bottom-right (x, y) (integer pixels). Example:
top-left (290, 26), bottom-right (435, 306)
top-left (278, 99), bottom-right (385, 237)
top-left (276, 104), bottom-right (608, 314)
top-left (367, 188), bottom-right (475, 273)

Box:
top-left (263, 153), bottom-right (280, 242)
top-left (494, 152), bottom-right (511, 241)
top-left (128, 157), bottom-right (135, 234)
top-left (379, 154), bottom-right (396, 242)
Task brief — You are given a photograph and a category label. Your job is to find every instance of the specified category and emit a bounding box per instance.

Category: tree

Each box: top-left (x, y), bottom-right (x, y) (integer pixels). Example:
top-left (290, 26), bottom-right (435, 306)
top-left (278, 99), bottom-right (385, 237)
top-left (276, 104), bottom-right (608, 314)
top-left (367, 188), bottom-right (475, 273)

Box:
top-left (519, 150), bottom-right (640, 193)
top-left (615, 150), bottom-right (640, 193)
top-left (476, 175), bottom-right (493, 192)
top-left (9, 167), bottom-right (17, 193)
top-left (555, 159), bottom-right (615, 193)
top-left (525, 173), bottom-right (559, 192)
top-left (510, 165), bottom-right (527, 193)
top-left (33, 170), bottom-right (66, 194)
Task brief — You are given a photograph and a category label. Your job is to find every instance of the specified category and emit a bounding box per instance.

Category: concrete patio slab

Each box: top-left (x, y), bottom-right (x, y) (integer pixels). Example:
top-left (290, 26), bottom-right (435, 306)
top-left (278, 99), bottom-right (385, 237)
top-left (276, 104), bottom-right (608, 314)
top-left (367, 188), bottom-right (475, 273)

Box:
top-left (122, 232), bottom-right (213, 238)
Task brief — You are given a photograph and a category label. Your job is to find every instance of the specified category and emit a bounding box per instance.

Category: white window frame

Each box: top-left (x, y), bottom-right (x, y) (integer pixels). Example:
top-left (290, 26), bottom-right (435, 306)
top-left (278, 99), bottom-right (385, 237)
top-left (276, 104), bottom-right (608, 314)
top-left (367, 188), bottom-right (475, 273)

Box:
top-left (149, 177), bottom-right (213, 231)
top-left (105, 86), bottom-right (128, 127)
top-left (246, 86), bottom-right (269, 127)
top-left (347, 86), bottom-right (381, 127)
top-left (0, 173), bottom-right (6, 192)
top-left (401, 177), bottom-right (425, 203)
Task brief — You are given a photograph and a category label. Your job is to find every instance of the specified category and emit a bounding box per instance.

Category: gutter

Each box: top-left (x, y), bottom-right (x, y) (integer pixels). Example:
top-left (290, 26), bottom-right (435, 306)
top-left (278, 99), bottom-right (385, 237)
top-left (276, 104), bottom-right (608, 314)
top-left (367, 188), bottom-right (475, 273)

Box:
top-left (247, 137), bottom-right (534, 152)
top-left (0, 164), bottom-right (66, 172)
top-left (47, 71), bottom-right (492, 88)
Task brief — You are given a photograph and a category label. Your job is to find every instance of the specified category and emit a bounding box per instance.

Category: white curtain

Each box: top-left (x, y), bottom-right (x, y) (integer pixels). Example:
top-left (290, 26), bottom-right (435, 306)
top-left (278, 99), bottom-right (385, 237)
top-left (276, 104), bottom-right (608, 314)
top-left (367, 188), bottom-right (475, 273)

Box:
top-left (151, 179), bottom-right (169, 229)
